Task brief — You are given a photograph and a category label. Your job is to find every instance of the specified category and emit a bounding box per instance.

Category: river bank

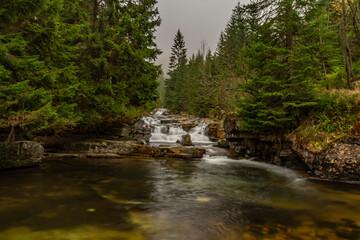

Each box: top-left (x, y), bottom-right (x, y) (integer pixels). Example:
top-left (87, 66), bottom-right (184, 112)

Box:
top-left (1, 109), bottom-right (360, 239)
top-left (1, 109), bottom-right (359, 184)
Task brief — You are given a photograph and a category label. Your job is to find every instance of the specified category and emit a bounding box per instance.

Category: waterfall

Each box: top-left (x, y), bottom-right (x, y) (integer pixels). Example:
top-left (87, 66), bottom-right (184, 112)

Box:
top-left (142, 109), bottom-right (212, 145)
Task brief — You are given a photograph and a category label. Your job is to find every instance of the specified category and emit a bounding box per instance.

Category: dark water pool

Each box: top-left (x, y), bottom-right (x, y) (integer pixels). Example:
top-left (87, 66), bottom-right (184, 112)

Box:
top-left (0, 157), bottom-right (359, 240)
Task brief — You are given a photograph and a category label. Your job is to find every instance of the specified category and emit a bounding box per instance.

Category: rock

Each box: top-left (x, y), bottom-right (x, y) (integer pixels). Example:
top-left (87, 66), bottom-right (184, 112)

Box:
top-left (0, 141), bottom-right (44, 169)
top-left (72, 140), bottom-right (137, 155)
top-left (224, 114), bottom-right (239, 135)
top-left (119, 126), bottom-right (132, 138)
top-left (45, 153), bottom-right (123, 158)
top-left (292, 140), bottom-right (360, 181)
top-left (206, 123), bottom-right (219, 139)
top-left (180, 134), bottom-right (193, 146)
top-left (160, 119), bottom-right (179, 124)
top-left (182, 123), bottom-right (196, 132)
top-left (134, 145), bottom-right (205, 159)
top-left (218, 139), bottom-right (230, 148)
top-left (129, 119), bottom-right (151, 142)
top-left (223, 114), bottom-right (258, 140)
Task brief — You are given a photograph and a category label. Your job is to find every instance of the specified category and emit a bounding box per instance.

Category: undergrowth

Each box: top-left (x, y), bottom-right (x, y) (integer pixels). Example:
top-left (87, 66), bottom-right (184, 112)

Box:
top-left (288, 89), bottom-right (360, 152)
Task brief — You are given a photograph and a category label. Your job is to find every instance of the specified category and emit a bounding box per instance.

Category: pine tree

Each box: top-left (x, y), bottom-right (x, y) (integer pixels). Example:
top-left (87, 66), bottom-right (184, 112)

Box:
top-left (237, 0), bottom-right (318, 134)
top-left (165, 29), bottom-right (187, 112)
top-left (0, 0), bottom-right (80, 137)
top-left (0, 0), bottom-right (163, 137)
top-left (168, 29), bottom-right (187, 71)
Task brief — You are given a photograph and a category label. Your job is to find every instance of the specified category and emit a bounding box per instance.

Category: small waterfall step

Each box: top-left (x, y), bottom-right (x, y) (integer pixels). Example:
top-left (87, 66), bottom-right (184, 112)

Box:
top-left (143, 109), bottom-right (213, 145)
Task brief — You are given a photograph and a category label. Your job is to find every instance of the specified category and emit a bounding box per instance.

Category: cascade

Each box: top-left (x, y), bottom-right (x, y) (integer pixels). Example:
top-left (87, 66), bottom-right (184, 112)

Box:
top-left (142, 109), bottom-right (212, 145)
top-left (142, 109), bottom-right (304, 183)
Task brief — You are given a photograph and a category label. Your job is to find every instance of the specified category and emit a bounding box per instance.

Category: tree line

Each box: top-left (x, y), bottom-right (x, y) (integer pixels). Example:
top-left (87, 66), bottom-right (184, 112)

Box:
top-left (165, 0), bottom-right (360, 134)
top-left (0, 0), bottom-right (161, 138)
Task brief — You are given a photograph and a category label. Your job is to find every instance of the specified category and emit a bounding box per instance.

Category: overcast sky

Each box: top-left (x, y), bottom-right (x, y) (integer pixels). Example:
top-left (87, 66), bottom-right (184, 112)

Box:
top-left (155, 0), bottom-right (250, 72)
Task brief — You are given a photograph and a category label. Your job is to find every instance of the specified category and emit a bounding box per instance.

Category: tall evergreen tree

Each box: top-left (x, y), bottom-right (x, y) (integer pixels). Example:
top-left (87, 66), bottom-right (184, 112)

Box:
top-left (0, 0), bottom-right (162, 138)
top-left (237, 0), bottom-right (318, 134)
top-left (165, 29), bottom-right (187, 112)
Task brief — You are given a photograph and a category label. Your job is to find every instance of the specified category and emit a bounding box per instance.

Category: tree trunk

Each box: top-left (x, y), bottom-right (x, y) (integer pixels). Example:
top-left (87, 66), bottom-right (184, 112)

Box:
top-left (348, 0), bottom-right (360, 46)
top-left (319, 36), bottom-right (329, 90)
top-left (92, 0), bottom-right (99, 32)
top-left (5, 125), bottom-right (15, 143)
top-left (340, 0), bottom-right (355, 89)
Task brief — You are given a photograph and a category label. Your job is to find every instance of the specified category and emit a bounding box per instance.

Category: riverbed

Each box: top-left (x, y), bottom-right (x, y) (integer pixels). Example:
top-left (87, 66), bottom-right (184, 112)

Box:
top-left (0, 156), bottom-right (359, 240)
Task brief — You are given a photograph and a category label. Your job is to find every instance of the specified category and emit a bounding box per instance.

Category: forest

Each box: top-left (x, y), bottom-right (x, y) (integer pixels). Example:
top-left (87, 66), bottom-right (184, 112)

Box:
top-left (164, 0), bottom-right (360, 141)
top-left (1, 0), bottom-right (360, 143)
top-left (0, 0), bottom-right (161, 137)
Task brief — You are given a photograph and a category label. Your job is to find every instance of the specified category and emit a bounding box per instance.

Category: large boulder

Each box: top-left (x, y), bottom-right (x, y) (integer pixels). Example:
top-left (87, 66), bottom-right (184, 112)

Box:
top-left (0, 141), bottom-right (44, 169)
top-left (180, 134), bottom-right (193, 146)
top-left (112, 119), bottom-right (151, 142)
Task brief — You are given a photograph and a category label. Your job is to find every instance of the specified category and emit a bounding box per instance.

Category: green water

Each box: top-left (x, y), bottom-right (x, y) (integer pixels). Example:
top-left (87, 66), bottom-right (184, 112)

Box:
top-left (0, 157), bottom-right (359, 240)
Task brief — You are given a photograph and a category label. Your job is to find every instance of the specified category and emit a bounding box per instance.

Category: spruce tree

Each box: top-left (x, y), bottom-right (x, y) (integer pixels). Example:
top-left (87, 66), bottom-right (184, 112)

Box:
top-left (237, 0), bottom-right (318, 134)
top-left (0, 0), bottom-right (80, 137)
top-left (0, 0), bottom-right (163, 136)
top-left (165, 29), bottom-right (187, 112)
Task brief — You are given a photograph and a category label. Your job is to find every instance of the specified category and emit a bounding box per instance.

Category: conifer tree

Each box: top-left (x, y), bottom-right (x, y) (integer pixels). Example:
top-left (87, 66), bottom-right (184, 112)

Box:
top-left (237, 0), bottom-right (318, 134)
top-left (165, 29), bottom-right (187, 112)
top-left (0, 0), bottom-right (162, 137)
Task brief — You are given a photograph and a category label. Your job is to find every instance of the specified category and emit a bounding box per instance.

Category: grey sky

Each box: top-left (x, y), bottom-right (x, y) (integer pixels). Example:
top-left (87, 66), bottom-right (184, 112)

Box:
top-left (155, 0), bottom-right (250, 72)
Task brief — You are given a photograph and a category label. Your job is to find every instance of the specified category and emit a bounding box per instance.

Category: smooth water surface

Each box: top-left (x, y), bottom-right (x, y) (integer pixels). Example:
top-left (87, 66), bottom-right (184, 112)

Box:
top-left (0, 157), bottom-right (359, 240)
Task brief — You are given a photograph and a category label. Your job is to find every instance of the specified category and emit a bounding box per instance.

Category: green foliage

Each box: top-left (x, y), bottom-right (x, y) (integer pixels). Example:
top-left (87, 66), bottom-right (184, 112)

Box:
top-left (165, 29), bottom-right (188, 112)
top-left (165, 0), bottom-right (360, 134)
top-left (0, 0), bottom-right (161, 136)
top-left (316, 91), bottom-right (359, 133)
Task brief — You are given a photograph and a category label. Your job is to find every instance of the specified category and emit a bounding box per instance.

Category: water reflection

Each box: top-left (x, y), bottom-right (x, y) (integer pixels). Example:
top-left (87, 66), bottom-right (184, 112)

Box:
top-left (0, 157), bottom-right (359, 240)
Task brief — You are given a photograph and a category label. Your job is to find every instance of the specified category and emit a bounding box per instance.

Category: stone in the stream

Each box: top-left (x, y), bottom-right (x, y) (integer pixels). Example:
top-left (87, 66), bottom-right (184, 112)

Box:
top-left (0, 141), bottom-right (44, 169)
top-left (134, 145), bottom-right (205, 159)
top-left (182, 123), bottom-right (196, 132)
top-left (180, 134), bottom-right (194, 146)
top-left (217, 139), bottom-right (230, 148)
top-left (160, 119), bottom-right (180, 124)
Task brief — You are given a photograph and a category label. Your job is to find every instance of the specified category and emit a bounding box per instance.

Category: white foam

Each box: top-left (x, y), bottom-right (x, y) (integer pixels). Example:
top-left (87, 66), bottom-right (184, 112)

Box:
top-left (142, 109), bottom-right (212, 144)
top-left (202, 156), bottom-right (302, 180)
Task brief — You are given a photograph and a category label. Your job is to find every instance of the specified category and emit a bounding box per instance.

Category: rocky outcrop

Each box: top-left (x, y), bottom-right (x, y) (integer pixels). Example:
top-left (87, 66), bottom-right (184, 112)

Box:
top-left (45, 153), bottom-right (124, 158)
top-left (179, 134), bottom-right (193, 146)
top-left (223, 114), bottom-right (360, 182)
top-left (0, 141), bottom-right (44, 169)
top-left (133, 145), bottom-right (205, 159)
top-left (118, 119), bottom-right (151, 142)
top-left (161, 119), bottom-right (180, 124)
top-left (182, 123), bottom-right (197, 132)
top-left (292, 138), bottom-right (360, 181)
top-left (48, 140), bottom-right (137, 156)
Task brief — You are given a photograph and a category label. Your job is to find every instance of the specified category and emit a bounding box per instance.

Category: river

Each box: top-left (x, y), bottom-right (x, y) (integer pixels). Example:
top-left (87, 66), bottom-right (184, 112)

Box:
top-left (0, 109), bottom-right (359, 240)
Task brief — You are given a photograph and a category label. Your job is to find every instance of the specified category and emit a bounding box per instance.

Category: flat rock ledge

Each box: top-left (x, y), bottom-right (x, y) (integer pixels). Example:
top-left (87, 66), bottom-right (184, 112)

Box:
top-left (44, 140), bottom-right (206, 159)
top-left (133, 145), bottom-right (206, 159)
top-left (0, 141), bottom-right (44, 169)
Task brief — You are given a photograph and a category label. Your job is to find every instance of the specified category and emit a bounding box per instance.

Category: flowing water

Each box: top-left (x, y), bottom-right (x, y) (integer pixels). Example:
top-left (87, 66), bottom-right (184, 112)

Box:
top-left (0, 109), bottom-right (360, 240)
